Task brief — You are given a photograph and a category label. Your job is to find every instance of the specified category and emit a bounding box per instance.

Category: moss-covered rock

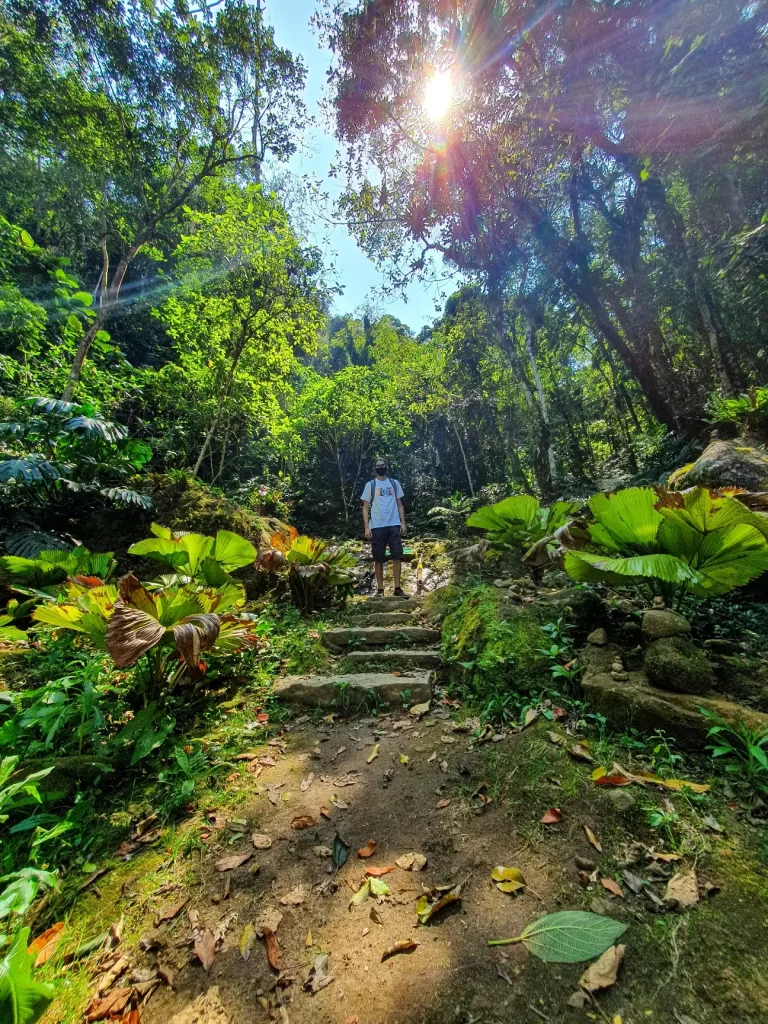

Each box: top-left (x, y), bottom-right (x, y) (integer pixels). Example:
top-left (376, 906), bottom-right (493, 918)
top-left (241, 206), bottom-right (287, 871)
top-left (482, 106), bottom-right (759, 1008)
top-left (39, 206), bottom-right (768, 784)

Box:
top-left (669, 439), bottom-right (768, 491)
top-left (644, 636), bottom-right (715, 694)
top-left (537, 586), bottom-right (606, 637)
top-left (441, 584), bottom-right (549, 700)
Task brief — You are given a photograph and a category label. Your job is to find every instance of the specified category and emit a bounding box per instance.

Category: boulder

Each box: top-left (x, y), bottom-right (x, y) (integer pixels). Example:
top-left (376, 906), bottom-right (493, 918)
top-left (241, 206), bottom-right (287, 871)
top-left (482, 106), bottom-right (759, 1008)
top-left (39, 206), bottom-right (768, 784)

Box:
top-left (644, 636), bottom-right (714, 694)
top-left (587, 628), bottom-right (608, 646)
top-left (668, 439), bottom-right (768, 491)
top-left (538, 587), bottom-right (606, 636)
top-left (642, 609), bottom-right (691, 640)
top-left (581, 668), bottom-right (768, 750)
top-left (606, 789), bottom-right (636, 812)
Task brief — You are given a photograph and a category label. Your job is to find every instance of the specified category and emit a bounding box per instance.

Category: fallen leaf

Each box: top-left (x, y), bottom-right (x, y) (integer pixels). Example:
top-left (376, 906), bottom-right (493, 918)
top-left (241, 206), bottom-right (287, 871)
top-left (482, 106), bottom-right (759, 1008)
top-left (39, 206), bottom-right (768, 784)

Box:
top-left (329, 794), bottom-right (349, 808)
top-left (300, 773), bottom-right (314, 792)
top-left (569, 742), bottom-right (594, 763)
top-left (633, 771), bottom-right (709, 794)
top-left (305, 952), bottom-right (334, 994)
top-left (396, 853), bottom-right (427, 871)
top-left (584, 825), bottom-right (603, 853)
top-left (154, 896), bottom-right (190, 926)
top-left (28, 923), bottom-right (65, 967)
top-left (333, 833), bottom-right (350, 872)
top-left (567, 990), bottom-right (590, 1009)
top-left (267, 784), bottom-right (283, 805)
top-left (400, 753), bottom-right (410, 764)
top-left (600, 877), bottom-right (624, 898)
top-left (522, 708), bottom-right (539, 728)
top-left (594, 774), bottom-right (634, 787)
top-left (239, 923), bottom-right (256, 961)
top-left (365, 865), bottom-right (395, 876)
top-left (370, 906), bottom-right (384, 925)
top-left (291, 815), bottom-right (317, 830)
top-left (647, 849), bottom-right (682, 863)
top-left (333, 771), bottom-right (363, 787)
top-left (254, 908), bottom-right (283, 937)
top-left (279, 885), bottom-right (305, 906)
top-left (306, 929), bottom-right (313, 948)
top-left (440, 759), bottom-right (448, 773)
top-left (320, 806), bottom-right (333, 820)
top-left (440, 735), bottom-right (456, 744)
top-left (579, 944), bottom-right (625, 992)
top-left (381, 938), bottom-right (419, 961)
top-left (491, 866), bottom-right (525, 894)
top-left (367, 744), bottom-right (380, 763)
top-left (370, 876), bottom-right (390, 897)
top-left (427, 752), bottom-right (437, 763)
top-left (194, 929), bottom-right (216, 971)
top-left (215, 851), bottom-right (253, 872)
top-left (540, 808), bottom-right (562, 824)
top-left (416, 881), bottom-right (463, 924)
top-left (621, 870), bottom-right (645, 894)
top-left (436, 798), bottom-right (451, 809)
top-left (547, 731), bottom-right (566, 746)
top-left (664, 869), bottom-right (699, 908)
top-left (349, 880), bottom-right (371, 907)
top-left (85, 989), bottom-right (132, 1021)
top-left (358, 839), bottom-right (377, 858)
top-left (252, 833), bottom-right (272, 850)
top-left (409, 701), bottom-right (430, 718)
top-left (263, 927), bottom-right (281, 971)
top-left (313, 846), bottom-right (333, 858)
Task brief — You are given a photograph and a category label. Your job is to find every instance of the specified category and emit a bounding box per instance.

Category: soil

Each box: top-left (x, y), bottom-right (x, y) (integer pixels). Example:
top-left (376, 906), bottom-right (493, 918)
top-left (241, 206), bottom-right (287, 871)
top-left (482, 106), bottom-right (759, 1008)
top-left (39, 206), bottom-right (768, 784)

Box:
top-left (48, 713), bottom-right (768, 1024)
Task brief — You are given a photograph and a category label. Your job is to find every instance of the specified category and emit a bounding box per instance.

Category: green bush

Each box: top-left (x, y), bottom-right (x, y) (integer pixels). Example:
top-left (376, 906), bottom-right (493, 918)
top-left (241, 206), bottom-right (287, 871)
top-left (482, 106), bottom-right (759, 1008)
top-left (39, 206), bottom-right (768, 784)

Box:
top-left (466, 495), bottom-right (580, 556)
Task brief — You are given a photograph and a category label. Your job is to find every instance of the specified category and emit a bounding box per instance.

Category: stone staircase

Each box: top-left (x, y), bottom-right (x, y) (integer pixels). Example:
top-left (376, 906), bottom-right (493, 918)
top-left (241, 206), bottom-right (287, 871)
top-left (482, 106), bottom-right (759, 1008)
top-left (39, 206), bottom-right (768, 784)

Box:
top-left (274, 594), bottom-right (443, 709)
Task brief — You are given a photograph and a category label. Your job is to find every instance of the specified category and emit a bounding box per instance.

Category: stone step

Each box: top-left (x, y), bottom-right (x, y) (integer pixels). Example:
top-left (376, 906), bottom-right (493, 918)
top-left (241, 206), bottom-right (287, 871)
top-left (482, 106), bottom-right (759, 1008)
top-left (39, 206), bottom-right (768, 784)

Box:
top-left (350, 597), bottom-right (421, 614)
top-left (360, 612), bottom-right (414, 627)
top-left (322, 625), bottom-right (441, 651)
top-left (344, 649), bottom-right (442, 669)
top-left (274, 671), bottom-right (432, 709)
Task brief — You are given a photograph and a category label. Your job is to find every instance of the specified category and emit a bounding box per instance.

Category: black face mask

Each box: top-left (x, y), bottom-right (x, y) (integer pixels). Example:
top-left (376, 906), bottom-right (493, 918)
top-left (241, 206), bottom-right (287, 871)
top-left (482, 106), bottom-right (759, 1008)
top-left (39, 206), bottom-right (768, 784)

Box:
top-left (375, 466), bottom-right (387, 477)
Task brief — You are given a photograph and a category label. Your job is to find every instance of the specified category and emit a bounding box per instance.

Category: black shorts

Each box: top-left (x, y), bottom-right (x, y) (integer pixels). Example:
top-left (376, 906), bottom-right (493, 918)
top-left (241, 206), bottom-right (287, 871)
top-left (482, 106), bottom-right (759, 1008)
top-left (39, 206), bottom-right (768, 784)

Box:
top-left (371, 525), bottom-right (403, 562)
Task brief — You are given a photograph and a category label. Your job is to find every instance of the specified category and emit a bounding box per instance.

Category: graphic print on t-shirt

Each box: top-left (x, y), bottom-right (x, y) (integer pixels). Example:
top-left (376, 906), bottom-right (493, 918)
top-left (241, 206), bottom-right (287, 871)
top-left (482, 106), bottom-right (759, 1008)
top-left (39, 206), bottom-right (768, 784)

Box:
top-left (361, 477), bottom-right (404, 529)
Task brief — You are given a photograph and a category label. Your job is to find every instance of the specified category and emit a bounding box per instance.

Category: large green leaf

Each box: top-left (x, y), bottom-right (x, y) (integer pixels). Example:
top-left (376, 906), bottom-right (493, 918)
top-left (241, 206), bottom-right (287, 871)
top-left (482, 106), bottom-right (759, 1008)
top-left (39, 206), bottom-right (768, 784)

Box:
top-left (32, 604), bottom-right (85, 631)
top-left (213, 530), bottom-right (257, 571)
top-left (588, 487), bottom-right (662, 553)
top-left (565, 550), bottom-right (702, 587)
top-left (688, 522), bottom-right (768, 596)
top-left (179, 533), bottom-right (215, 575)
top-left (0, 927), bottom-right (54, 1024)
top-left (515, 911), bottom-right (626, 963)
top-left (467, 495), bottom-right (540, 534)
top-left (127, 538), bottom-right (190, 568)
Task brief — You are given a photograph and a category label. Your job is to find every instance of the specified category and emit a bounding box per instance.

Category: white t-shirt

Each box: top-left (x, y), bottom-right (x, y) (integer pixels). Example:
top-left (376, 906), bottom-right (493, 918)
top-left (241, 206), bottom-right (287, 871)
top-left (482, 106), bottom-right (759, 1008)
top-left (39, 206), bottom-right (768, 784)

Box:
top-left (361, 477), bottom-right (404, 528)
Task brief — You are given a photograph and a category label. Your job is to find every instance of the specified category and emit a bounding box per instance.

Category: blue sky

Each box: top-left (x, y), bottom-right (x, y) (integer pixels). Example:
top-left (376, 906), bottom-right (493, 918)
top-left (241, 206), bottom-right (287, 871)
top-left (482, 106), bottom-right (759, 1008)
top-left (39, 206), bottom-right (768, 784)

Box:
top-left (265, 0), bottom-right (455, 332)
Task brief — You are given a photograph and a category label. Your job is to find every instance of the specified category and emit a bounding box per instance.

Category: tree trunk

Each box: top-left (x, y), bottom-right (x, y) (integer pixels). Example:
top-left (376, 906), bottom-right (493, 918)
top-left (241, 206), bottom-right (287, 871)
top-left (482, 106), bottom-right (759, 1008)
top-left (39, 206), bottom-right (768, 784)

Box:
top-left (523, 317), bottom-right (557, 493)
top-left (449, 415), bottom-right (475, 497)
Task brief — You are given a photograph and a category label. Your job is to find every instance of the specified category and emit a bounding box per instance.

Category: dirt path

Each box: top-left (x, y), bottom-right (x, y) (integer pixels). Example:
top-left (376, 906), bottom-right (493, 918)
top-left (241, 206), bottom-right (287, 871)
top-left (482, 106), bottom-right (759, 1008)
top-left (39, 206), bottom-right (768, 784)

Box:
top-left (55, 595), bottom-right (768, 1024)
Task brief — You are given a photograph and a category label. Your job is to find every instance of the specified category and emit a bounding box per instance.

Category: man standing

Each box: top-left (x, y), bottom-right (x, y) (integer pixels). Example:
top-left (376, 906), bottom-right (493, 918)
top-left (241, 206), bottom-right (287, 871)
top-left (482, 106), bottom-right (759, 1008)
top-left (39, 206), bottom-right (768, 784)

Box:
top-left (361, 459), bottom-right (408, 598)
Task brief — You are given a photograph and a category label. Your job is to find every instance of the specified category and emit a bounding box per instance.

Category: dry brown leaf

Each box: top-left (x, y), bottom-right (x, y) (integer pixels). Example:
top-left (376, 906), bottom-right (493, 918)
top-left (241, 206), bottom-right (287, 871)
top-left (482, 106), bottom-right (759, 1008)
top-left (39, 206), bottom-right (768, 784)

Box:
top-left (252, 833), bottom-right (272, 850)
top-left (153, 895), bottom-right (189, 926)
top-left (358, 839), bottom-right (377, 858)
top-left (28, 922), bottom-right (65, 967)
top-left (313, 845), bottom-right (333, 858)
top-left (267, 784), bottom-right (283, 805)
top-left (85, 988), bottom-right (133, 1022)
top-left (584, 825), bottom-right (603, 853)
top-left (300, 773), bottom-right (314, 792)
top-left (396, 852), bottom-right (427, 871)
top-left (664, 869), bottom-right (699, 908)
top-left (569, 742), bottom-right (594, 763)
top-left (194, 929), bottom-right (216, 971)
top-left (304, 952), bottom-right (334, 994)
top-left (647, 849), bottom-right (682, 863)
top-left (263, 927), bottom-right (281, 971)
top-left (333, 771), bottom-right (363, 787)
top-left (600, 877), bottom-right (624, 898)
top-left (370, 906), bottom-right (384, 925)
top-left (254, 908), bottom-right (283, 937)
top-left (367, 744), bottom-right (380, 763)
top-left (291, 815), bottom-right (317, 830)
top-left (381, 938), bottom-right (420, 961)
top-left (320, 805), bottom-right (333, 819)
top-left (547, 731), bottom-right (566, 747)
top-left (279, 885), bottom-right (305, 906)
top-left (540, 808), bottom-right (562, 824)
top-left (365, 865), bottom-right (395, 877)
top-left (435, 798), bottom-right (451, 809)
top-left (579, 944), bottom-right (625, 992)
top-left (215, 851), bottom-right (253, 872)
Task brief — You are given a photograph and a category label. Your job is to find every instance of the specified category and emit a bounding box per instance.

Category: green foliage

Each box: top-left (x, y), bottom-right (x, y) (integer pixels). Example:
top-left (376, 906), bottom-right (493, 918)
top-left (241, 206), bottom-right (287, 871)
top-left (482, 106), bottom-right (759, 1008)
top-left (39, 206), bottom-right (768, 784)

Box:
top-left (427, 493), bottom-right (477, 539)
top-left (701, 709), bottom-right (768, 795)
top-left (0, 927), bottom-right (54, 1024)
top-left (260, 528), bottom-right (356, 613)
top-left (467, 496), bottom-right (579, 556)
top-left (565, 486), bottom-right (768, 602)
top-left (0, 547), bottom-right (115, 590)
top-left (707, 387), bottom-right (768, 432)
top-left (488, 911), bottom-right (627, 962)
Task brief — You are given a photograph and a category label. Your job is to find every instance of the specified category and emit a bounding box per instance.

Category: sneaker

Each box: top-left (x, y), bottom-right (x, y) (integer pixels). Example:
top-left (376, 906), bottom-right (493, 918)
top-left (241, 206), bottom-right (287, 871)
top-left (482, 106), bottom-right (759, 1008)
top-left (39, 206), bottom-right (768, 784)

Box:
top-left (393, 587), bottom-right (409, 600)
top-left (375, 588), bottom-right (384, 597)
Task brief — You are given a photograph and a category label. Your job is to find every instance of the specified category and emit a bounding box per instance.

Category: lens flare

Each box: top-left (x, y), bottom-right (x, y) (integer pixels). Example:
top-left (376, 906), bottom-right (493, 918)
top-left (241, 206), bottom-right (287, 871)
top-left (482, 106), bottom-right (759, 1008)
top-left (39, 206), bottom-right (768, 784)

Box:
top-left (423, 68), bottom-right (453, 122)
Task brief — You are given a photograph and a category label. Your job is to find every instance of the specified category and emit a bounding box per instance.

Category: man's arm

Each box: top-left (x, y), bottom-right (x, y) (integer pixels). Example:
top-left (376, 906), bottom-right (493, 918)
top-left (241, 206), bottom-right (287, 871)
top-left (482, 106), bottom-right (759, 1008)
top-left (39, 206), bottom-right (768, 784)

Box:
top-left (397, 497), bottom-right (407, 537)
top-left (362, 487), bottom-right (372, 539)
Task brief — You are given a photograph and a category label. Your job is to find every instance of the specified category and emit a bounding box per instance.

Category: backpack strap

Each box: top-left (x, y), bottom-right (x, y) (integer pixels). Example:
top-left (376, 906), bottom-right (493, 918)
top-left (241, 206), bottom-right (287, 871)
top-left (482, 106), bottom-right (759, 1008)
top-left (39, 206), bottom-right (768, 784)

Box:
top-left (368, 479), bottom-right (377, 514)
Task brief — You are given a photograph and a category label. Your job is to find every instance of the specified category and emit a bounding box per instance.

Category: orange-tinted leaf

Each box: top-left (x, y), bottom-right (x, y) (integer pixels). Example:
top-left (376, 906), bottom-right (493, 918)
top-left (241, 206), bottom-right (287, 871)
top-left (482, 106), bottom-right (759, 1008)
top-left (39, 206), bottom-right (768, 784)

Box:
top-left (28, 922), bottom-right (65, 967)
top-left (194, 929), bottom-right (216, 971)
top-left (540, 808), bottom-right (562, 824)
top-left (291, 815), bottom-right (317, 830)
top-left (601, 877), bottom-right (624, 898)
top-left (381, 938), bottom-right (419, 961)
top-left (264, 927), bottom-right (281, 971)
top-left (365, 865), bottom-right (395, 877)
top-left (358, 840), bottom-right (376, 858)
top-left (215, 851), bottom-right (253, 871)
top-left (435, 798), bottom-right (451, 809)
top-left (594, 774), bottom-right (633, 787)
top-left (584, 825), bottom-right (603, 853)
top-left (633, 771), bottom-right (710, 794)
top-left (568, 742), bottom-right (594, 763)
top-left (85, 989), bottom-right (132, 1022)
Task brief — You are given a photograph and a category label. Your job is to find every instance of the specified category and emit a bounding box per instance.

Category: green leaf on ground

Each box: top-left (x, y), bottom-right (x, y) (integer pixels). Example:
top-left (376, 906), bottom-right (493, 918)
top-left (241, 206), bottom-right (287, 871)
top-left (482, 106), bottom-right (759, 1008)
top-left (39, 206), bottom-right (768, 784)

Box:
top-left (488, 911), bottom-right (627, 962)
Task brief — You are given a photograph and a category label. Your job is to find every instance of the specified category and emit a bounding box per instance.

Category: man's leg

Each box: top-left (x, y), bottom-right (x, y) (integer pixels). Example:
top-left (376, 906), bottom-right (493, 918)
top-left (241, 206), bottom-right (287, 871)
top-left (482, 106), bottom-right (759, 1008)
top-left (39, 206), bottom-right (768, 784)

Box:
top-left (374, 561), bottom-right (384, 592)
top-left (392, 559), bottom-right (401, 589)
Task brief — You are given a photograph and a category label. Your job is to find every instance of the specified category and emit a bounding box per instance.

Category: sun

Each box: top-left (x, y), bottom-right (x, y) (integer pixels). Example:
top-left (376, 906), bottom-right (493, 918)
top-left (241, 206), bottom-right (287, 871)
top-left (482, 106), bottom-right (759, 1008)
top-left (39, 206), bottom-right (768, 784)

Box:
top-left (423, 67), bottom-right (453, 122)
